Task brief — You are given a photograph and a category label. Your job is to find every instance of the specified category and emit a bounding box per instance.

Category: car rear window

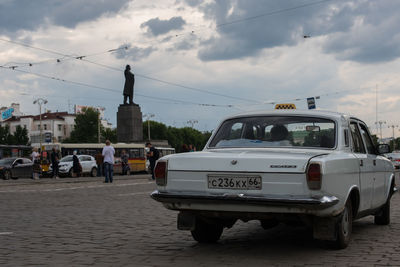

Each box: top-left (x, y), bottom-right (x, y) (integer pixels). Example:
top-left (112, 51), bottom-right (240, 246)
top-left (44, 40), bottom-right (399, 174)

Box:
top-left (209, 116), bottom-right (336, 149)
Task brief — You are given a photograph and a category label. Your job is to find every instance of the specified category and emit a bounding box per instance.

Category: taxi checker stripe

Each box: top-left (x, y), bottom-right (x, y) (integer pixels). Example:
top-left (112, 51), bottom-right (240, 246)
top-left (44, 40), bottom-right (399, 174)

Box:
top-left (275, 103), bottom-right (296, 109)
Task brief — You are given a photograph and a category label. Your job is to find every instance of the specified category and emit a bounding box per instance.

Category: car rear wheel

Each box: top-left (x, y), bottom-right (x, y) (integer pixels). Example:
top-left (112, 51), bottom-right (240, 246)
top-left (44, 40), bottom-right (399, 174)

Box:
top-left (90, 167), bottom-right (97, 177)
top-left (332, 200), bottom-right (352, 249)
top-left (191, 218), bottom-right (223, 243)
top-left (374, 200), bottom-right (390, 225)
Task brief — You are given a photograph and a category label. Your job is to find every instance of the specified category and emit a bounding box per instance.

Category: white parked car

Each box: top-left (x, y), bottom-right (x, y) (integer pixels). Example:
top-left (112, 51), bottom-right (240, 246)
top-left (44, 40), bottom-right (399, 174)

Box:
top-left (50, 155), bottom-right (97, 177)
top-left (384, 152), bottom-right (400, 170)
top-left (151, 110), bottom-right (397, 249)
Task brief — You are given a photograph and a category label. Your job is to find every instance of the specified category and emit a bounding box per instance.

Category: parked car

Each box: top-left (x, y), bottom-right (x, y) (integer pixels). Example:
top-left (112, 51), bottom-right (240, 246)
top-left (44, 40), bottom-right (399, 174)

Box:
top-left (0, 157), bottom-right (33, 179)
top-left (50, 155), bottom-right (97, 177)
top-left (384, 152), bottom-right (400, 170)
top-left (151, 110), bottom-right (397, 249)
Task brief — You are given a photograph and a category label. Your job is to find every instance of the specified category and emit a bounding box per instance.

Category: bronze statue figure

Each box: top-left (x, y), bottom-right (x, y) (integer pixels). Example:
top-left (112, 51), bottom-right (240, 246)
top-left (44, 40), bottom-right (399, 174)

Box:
top-left (123, 65), bottom-right (135, 105)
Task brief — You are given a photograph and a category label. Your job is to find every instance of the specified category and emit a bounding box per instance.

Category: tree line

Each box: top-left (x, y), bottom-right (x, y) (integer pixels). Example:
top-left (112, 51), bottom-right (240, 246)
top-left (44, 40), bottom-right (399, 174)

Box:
top-left (0, 124), bottom-right (30, 145)
top-left (5, 107), bottom-right (398, 153)
top-left (63, 107), bottom-right (212, 152)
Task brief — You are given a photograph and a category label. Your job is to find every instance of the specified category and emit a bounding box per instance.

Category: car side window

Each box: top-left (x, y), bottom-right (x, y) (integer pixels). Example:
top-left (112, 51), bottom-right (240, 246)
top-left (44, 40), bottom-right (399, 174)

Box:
top-left (14, 159), bottom-right (23, 165)
top-left (350, 122), bottom-right (366, 154)
top-left (22, 158), bottom-right (32, 164)
top-left (359, 124), bottom-right (376, 155)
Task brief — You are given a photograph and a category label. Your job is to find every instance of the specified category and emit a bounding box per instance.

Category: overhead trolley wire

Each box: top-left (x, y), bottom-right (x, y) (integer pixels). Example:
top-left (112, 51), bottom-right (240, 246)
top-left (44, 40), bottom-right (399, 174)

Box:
top-left (0, 66), bottom-right (235, 108)
top-left (0, 38), bottom-right (260, 103)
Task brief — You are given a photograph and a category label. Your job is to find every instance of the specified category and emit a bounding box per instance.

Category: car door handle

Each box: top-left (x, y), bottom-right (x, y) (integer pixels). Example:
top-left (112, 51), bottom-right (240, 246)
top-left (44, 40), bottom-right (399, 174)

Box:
top-left (360, 160), bottom-right (363, 167)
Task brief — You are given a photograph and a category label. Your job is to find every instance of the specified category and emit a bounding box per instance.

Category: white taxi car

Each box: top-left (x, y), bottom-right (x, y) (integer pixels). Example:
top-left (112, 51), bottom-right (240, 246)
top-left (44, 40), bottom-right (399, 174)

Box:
top-left (151, 110), bottom-right (397, 249)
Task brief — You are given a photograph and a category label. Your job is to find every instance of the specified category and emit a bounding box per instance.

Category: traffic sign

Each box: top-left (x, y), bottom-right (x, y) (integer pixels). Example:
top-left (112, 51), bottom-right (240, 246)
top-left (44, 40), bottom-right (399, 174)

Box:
top-left (307, 97), bottom-right (316, 109)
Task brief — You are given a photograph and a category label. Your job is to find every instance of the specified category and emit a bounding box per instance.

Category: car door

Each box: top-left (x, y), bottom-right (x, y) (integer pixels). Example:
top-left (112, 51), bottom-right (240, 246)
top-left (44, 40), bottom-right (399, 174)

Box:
top-left (11, 158), bottom-right (24, 178)
top-left (80, 156), bottom-right (90, 173)
top-left (21, 158), bottom-right (33, 178)
top-left (358, 123), bottom-right (387, 207)
top-left (350, 121), bottom-right (374, 211)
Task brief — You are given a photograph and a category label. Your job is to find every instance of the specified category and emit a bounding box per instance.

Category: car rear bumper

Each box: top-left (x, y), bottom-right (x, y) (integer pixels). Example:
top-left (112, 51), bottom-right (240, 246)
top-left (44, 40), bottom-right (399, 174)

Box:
top-left (151, 190), bottom-right (339, 210)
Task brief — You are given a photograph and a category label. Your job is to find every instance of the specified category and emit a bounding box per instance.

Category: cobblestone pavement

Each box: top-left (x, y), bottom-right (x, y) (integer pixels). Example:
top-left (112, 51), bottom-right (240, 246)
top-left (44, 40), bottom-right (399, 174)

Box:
top-left (0, 174), bottom-right (400, 266)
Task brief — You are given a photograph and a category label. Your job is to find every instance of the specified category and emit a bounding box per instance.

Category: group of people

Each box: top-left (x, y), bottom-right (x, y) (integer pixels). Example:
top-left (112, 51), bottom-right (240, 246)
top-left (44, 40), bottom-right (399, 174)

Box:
top-left (181, 144), bottom-right (196, 153)
top-left (29, 140), bottom-right (161, 182)
top-left (31, 147), bottom-right (61, 179)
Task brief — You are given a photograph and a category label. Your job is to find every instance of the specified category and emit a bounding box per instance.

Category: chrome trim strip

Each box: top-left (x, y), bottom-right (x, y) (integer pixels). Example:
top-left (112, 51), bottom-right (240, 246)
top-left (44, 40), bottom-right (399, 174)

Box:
top-left (151, 190), bottom-right (339, 209)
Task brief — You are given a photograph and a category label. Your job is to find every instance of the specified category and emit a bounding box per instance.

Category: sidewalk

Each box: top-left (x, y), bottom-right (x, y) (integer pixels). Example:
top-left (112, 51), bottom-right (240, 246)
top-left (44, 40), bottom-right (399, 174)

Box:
top-left (0, 173), bottom-right (152, 187)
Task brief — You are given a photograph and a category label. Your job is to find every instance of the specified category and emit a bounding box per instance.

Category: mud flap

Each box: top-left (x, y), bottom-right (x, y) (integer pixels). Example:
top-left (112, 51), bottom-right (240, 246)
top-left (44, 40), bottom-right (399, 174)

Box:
top-left (313, 216), bottom-right (337, 241)
top-left (177, 212), bottom-right (196, 231)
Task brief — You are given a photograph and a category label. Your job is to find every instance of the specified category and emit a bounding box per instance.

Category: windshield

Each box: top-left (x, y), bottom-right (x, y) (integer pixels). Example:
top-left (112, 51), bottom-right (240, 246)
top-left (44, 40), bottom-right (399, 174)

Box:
top-left (0, 158), bottom-right (15, 165)
top-left (60, 156), bottom-right (73, 162)
top-left (209, 116), bottom-right (336, 149)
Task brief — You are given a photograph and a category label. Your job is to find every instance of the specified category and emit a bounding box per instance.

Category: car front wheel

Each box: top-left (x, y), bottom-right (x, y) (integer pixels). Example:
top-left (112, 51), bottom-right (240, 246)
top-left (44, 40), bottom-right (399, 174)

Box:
top-left (90, 167), bottom-right (97, 177)
top-left (4, 170), bottom-right (11, 180)
top-left (191, 218), bottom-right (223, 243)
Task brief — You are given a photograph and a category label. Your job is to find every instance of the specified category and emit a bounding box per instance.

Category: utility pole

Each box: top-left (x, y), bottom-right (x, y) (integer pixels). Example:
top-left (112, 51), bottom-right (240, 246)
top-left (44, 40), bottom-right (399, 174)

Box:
top-left (375, 84), bottom-right (378, 136)
top-left (144, 113), bottom-right (155, 140)
top-left (33, 98), bottom-right (48, 151)
top-left (375, 120), bottom-right (386, 141)
top-left (388, 124), bottom-right (398, 150)
top-left (98, 112), bottom-right (101, 143)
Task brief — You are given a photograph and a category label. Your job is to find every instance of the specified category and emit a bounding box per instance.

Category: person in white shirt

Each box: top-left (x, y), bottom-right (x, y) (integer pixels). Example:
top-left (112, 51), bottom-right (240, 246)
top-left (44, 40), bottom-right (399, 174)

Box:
top-left (31, 148), bottom-right (40, 179)
top-left (102, 140), bottom-right (115, 183)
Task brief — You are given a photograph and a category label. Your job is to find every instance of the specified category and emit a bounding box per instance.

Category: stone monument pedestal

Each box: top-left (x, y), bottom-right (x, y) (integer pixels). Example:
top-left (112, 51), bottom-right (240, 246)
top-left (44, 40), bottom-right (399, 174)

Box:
top-left (117, 104), bottom-right (143, 142)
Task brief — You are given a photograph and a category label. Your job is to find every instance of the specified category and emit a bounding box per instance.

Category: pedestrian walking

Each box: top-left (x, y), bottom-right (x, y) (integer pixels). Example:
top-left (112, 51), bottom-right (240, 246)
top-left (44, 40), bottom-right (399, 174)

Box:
top-left (72, 151), bottom-right (81, 177)
top-left (50, 147), bottom-right (60, 179)
top-left (102, 140), bottom-right (115, 183)
top-left (95, 152), bottom-right (104, 177)
top-left (146, 142), bottom-right (159, 180)
top-left (31, 147), bottom-right (40, 179)
top-left (121, 150), bottom-right (130, 175)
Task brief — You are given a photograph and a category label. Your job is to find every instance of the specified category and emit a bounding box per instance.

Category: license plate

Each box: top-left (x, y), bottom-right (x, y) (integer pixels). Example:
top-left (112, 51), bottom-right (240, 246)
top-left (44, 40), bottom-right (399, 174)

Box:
top-left (207, 175), bottom-right (262, 190)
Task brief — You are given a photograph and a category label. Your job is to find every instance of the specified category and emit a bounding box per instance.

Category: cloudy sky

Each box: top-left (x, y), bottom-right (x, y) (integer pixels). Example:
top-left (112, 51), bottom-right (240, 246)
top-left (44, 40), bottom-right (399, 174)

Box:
top-left (0, 0), bottom-right (399, 138)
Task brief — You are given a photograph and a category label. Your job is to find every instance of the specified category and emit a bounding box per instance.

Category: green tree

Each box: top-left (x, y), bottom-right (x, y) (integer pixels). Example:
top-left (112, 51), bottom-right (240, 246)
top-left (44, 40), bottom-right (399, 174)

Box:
top-left (371, 134), bottom-right (379, 147)
top-left (143, 120), bottom-right (168, 140)
top-left (64, 107), bottom-right (101, 143)
top-left (142, 121), bottom-right (211, 152)
top-left (389, 137), bottom-right (400, 151)
top-left (0, 124), bottom-right (14, 145)
top-left (101, 128), bottom-right (117, 143)
top-left (13, 125), bottom-right (30, 145)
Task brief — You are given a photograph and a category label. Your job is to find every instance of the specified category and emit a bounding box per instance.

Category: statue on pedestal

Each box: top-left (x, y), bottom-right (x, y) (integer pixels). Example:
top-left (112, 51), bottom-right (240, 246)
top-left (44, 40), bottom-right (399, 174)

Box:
top-left (123, 65), bottom-right (135, 105)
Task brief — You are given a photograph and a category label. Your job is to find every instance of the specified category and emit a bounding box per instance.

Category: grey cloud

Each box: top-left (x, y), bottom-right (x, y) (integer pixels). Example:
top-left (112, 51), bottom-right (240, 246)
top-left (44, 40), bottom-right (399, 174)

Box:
top-left (0, 0), bottom-right (130, 33)
top-left (141, 17), bottom-right (186, 36)
top-left (114, 44), bottom-right (156, 61)
top-left (191, 0), bottom-right (400, 63)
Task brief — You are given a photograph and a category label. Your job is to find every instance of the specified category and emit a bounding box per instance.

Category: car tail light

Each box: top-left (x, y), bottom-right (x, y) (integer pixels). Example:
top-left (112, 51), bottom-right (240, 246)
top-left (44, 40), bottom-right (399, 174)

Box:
top-left (307, 163), bottom-right (322, 190)
top-left (395, 159), bottom-right (400, 162)
top-left (154, 161), bottom-right (167, 186)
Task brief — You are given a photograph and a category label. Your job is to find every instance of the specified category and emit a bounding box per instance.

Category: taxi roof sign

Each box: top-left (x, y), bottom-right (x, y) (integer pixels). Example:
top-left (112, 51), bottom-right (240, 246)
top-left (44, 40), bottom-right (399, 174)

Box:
top-left (275, 103), bottom-right (296, 109)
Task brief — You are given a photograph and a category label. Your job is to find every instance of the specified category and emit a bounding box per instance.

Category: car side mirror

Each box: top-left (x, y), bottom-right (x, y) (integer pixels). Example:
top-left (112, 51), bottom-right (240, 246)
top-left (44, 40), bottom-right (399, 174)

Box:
top-left (377, 144), bottom-right (390, 155)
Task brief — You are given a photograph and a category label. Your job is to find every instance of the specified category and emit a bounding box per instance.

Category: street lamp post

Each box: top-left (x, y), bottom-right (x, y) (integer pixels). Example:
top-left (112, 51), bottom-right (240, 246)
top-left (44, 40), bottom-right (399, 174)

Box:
top-left (144, 113), bottom-right (155, 141)
top-left (33, 98), bottom-right (48, 151)
top-left (375, 120), bottom-right (386, 141)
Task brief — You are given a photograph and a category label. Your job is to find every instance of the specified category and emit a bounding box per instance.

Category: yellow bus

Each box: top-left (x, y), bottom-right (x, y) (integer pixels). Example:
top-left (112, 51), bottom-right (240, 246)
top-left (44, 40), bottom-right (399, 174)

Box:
top-left (59, 143), bottom-right (147, 174)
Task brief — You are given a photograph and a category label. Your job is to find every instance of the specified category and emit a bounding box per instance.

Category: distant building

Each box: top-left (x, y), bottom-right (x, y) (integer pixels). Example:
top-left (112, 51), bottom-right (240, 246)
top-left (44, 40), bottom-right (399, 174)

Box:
top-left (1, 111), bottom-right (76, 143)
top-left (0, 103), bottom-right (113, 144)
